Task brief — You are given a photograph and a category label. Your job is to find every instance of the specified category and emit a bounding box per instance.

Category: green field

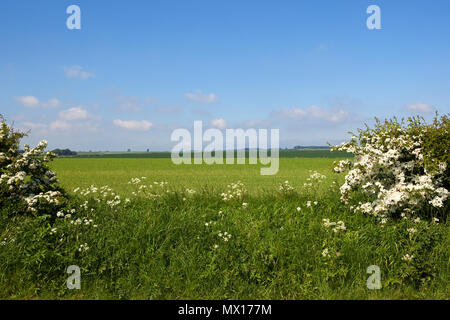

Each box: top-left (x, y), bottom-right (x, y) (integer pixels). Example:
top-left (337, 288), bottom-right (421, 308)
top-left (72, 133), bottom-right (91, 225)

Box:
top-left (50, 157), bottom-right (344, 194)
top-left (1, 157), bottom-right (449, 299)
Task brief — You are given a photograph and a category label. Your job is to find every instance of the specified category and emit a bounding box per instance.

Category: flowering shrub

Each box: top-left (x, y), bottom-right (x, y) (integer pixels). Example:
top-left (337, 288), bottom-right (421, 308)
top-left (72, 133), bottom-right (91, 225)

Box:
top-left (0, 116), bottom-right (67, 216)
top-left (332, 115), bottom-right (449, 218)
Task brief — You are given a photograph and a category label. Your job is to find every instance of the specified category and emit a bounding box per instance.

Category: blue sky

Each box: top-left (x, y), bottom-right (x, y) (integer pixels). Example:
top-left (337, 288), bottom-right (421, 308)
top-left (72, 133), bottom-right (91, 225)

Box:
top-left (1, 0), bottom-right (449, 151)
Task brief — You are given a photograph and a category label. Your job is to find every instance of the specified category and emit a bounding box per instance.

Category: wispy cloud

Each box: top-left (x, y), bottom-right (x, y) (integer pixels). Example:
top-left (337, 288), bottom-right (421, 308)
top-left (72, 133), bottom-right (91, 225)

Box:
top-left (42, 98), bottom-right (61, 108)
top-left (115, 95), bottom-right (142, 112)
top-left (405, 102), bottom-right (434, 114)
top-left (21, 121), bottom-right (47, 130)
top-left (184, 90), bottom-right (219, 104)
top-left (154, 106), bottom-right (182, 114)
top-left (240, 119), bottom-right (273, 128)
top-left (102, 89), bottom-right (156, 112)
top-left (59, 107), bottom-right (88, 121)
top-left (15, 96), bottom-right (61, 108)
top-left (63, 65), bottom-right (94, 79)
top-left (274, 105), bottom-right (348, 122)
top-left (113, 119), bottom-right (153, 131)
top-left (211, 118), bottom-right (227, 129)
top-left (191, 108), bottom-right (211, 116)
top-left (49, 120), bottom-right (72, 131)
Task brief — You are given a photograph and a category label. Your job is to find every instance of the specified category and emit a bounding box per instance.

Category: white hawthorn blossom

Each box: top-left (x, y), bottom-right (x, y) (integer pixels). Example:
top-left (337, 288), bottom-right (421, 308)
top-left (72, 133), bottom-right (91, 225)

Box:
top-left (1, 119), bottom-right (64, 215)
top-left (332, 118), bottom-right (448, 217)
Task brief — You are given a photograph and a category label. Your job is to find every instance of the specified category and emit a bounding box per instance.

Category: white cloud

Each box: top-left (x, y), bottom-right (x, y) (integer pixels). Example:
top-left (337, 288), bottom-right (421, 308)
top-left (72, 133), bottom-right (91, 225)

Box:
top-left (105, 91), bottom-right (156, 112)
top-left (21, 122), bottom-right (48, 131)
top-left (155, 106), bottom-right (182, 113)
top-left (59, 107), bottom-right (88, 121)
top-left (15, 96), bottom-right (40, 108)
top-left (18, 104), bottom-right (99, 135)
top-left (21, 107), bottom-right (88, 132)
top-left (113, 119), bottom-right (153, 131)
top-left (49, 120), bottom-right (72, 131)
top-left (307, 106), bottom-right (347, 122)
top-left (241, 119), bottom-right (272, 128)
top-left (211, 118), bottom-right (227, 129)
top-left (184, 90), bottom-right (219, 104)
top-left (405, 102), bottom-right (433, 114)
top-left (15, 96), bottom-right (60, 108)
top-left (278, 108), bottom-right (307, 120)
top-left (20, 120), bottom-right (72, 132)
top-left (63, 65), bottom-right (94, 79)
top-left (42, 98), bottom-right (61, 108)
top-left (276, 106), bottom-right (348, 122)
top-left (115, 95), bottom-right (142, 112)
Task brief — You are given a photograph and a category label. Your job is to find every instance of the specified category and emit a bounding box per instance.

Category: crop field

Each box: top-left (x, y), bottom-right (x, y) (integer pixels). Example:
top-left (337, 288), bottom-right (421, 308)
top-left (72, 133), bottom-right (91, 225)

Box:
top-left (50, 157), bottom-right (343, 195)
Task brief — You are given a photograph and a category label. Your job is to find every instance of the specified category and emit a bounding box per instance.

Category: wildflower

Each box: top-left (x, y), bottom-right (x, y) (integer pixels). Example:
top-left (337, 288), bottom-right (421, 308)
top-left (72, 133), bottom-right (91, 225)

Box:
top-left (279, 181), bottom-right (294, 193)
top-left (322, 219), bottom-right (346, 233)
top-left (221, 181), bottom-right (246, 201)
top-left (402, 254), bottom-right (414, 261)
top-left (218, 231), bottom-right (232, 242)
top-left (78, 243), bottom-right (89, 252)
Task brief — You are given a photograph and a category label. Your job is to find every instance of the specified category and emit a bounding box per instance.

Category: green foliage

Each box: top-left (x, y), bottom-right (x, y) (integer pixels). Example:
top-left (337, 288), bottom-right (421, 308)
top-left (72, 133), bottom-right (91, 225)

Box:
top-left (422, 114), bottom-right (450, 187)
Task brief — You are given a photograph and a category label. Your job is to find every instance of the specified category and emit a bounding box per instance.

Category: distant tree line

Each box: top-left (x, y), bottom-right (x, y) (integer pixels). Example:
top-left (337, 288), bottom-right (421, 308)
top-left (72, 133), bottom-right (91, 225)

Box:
top-left (293, 146), bottom-right (330, 149)
top-left (51, 148), bottom-right (77, 156)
